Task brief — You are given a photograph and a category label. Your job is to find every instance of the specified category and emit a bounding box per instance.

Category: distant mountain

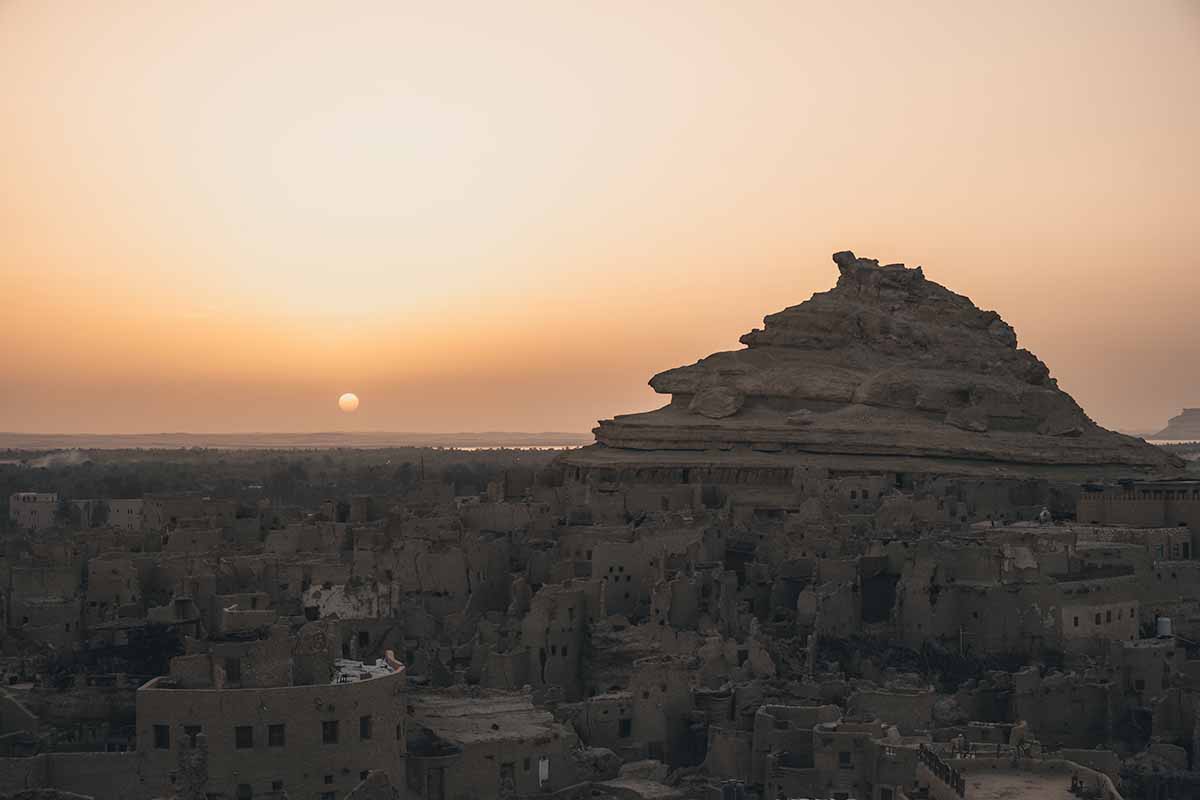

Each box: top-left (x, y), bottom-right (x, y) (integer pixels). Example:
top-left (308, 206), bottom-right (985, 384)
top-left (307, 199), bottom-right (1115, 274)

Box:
top-left (0, 431), bottom-right (592, 450)
top-left (1151, 409), bottom-right (1200, 442)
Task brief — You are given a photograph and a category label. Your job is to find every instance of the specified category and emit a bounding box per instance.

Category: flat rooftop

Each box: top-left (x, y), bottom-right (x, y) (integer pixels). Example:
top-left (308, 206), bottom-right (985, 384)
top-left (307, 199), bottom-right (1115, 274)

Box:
top-left (332, 658), bottom-right (398, 683)
top-left (964, 769), bottom-right (1080, 800)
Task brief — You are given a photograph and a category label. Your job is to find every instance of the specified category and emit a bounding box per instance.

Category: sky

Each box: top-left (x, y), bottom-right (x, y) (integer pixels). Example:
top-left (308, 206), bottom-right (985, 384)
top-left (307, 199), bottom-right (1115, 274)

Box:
top-left (1, 0), bottom-right (1198, 435)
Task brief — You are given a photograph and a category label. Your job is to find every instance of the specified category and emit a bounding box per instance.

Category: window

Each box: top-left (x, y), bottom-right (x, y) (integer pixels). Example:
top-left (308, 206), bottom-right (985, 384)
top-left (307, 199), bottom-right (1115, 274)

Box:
top-left (1073, 616), bottom-right (1079, 628)
top-left (1135, 679), bottom-right (1146, 691)
top-left (324, 775), bottom-right (334, 785)
top-left (271, 781), bottom-right (283, 792)
top-left (358, 631), bottom-right (369, 648)
top-left (359, 715), bottom-right (373, 740)
top-left (618, 718), bottom-right (632, 738)
top-left (838, 751), bottom-right (852, 768)
top-left (321, 793), bottom-right (336, 800)
top-left (235, 726), bottom-right (253, 749)
top-left (268, 724), bottom-right (285, 747)
top-left (322, 720), bottom-right (339, 744)
top-left (183, 725), bottom-right (201, 747)
top-left (154, 725), bottom-right (170, 749)
top-left (1095, 613), bottom-right (1102, 625)
top-left (1107, 610), bottom-right (1113, 623)
top-left (524, 757), bottom-right (531, 771)
top-left (236, 784), bottom-right (252, 800)
top-left (361, 771), bottom-right (369, 781)
top-left (225, 657), bottom-right (242, 684)
top-left (562, 646), bottom-right (569, 658)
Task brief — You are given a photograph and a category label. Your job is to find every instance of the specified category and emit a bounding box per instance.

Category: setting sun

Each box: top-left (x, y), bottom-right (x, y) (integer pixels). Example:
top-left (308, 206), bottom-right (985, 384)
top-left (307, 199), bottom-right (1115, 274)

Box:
top-left (338, 392), bottom-right (360, 413)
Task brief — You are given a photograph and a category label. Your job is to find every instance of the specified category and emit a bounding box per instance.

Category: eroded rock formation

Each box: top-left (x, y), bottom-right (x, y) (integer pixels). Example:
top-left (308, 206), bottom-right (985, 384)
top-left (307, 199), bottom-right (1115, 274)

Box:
top-left (1152, 408), bottom-right (1200, 441)
top-left (574, 251), bottom-right (1181, 478)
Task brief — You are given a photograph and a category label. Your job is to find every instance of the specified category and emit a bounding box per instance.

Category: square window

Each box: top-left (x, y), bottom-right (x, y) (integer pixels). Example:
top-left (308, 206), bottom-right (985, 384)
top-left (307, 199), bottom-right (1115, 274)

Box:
top-left (271, 781), bottom-right (283, 792)
top-left (322, 720), bottom-right (339, 744)
top-left (360, 771), bottom-right (369, 781)
top-left (235, 726), bottom-right (253, 749)
top-left (324, 775), bottom-right (334, 785)
top-left (154, 725), bottom-right (170, 749)
top-left (359, 715), bottom-right (373, 740)
top-left (268, 724), bottom-right (285, 747)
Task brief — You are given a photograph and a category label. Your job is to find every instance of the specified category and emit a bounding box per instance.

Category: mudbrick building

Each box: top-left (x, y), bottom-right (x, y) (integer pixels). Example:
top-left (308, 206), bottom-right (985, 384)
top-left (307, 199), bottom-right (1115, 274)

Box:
top-left (0, 253), bottom-right (1196, 800)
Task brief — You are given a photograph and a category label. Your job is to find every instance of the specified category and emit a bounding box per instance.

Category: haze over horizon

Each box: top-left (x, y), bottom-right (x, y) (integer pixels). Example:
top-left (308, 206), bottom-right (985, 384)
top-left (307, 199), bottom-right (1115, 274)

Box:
top-left (3, 1), bottom-right (1198, 436)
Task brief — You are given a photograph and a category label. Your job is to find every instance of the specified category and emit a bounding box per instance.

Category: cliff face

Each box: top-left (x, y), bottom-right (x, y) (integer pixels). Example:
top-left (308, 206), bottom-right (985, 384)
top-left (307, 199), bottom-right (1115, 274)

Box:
top-left (1153, 409), bottom-right (1200, 441)
top-left (573, 251), bottom-right (1182, 478)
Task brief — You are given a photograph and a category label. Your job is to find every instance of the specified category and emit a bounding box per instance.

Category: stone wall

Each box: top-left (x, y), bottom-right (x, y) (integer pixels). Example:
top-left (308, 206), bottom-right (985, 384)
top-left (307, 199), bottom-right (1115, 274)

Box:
top-left (135, 666), bottom-right (406, 800)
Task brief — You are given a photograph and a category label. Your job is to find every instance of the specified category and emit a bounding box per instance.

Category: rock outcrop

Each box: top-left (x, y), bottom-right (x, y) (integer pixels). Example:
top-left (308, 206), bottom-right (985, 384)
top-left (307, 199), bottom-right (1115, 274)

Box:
top-left (569, 251), bottom-right (1182, 479)
top-left (1152, 409), bottom-right (1200, 442)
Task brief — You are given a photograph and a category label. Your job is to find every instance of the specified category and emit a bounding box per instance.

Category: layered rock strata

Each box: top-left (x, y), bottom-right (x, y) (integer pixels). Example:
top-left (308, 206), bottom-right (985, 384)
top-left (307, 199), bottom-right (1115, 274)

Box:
top-left (567, 252), bottom-right (1182, 479)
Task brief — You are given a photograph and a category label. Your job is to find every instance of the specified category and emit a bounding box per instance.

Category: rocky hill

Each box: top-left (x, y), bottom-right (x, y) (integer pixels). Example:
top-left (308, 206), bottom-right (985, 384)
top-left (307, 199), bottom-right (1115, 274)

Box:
top-left (571, 251), bottom-right (1182, 479)
top-left (1152, 409), bottom-right (1200, 442)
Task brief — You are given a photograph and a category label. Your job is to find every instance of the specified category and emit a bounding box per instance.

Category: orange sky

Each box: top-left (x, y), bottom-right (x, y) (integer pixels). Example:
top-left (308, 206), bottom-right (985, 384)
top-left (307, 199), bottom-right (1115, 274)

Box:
top-left (2, 1), bottom-right (1198, 435)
